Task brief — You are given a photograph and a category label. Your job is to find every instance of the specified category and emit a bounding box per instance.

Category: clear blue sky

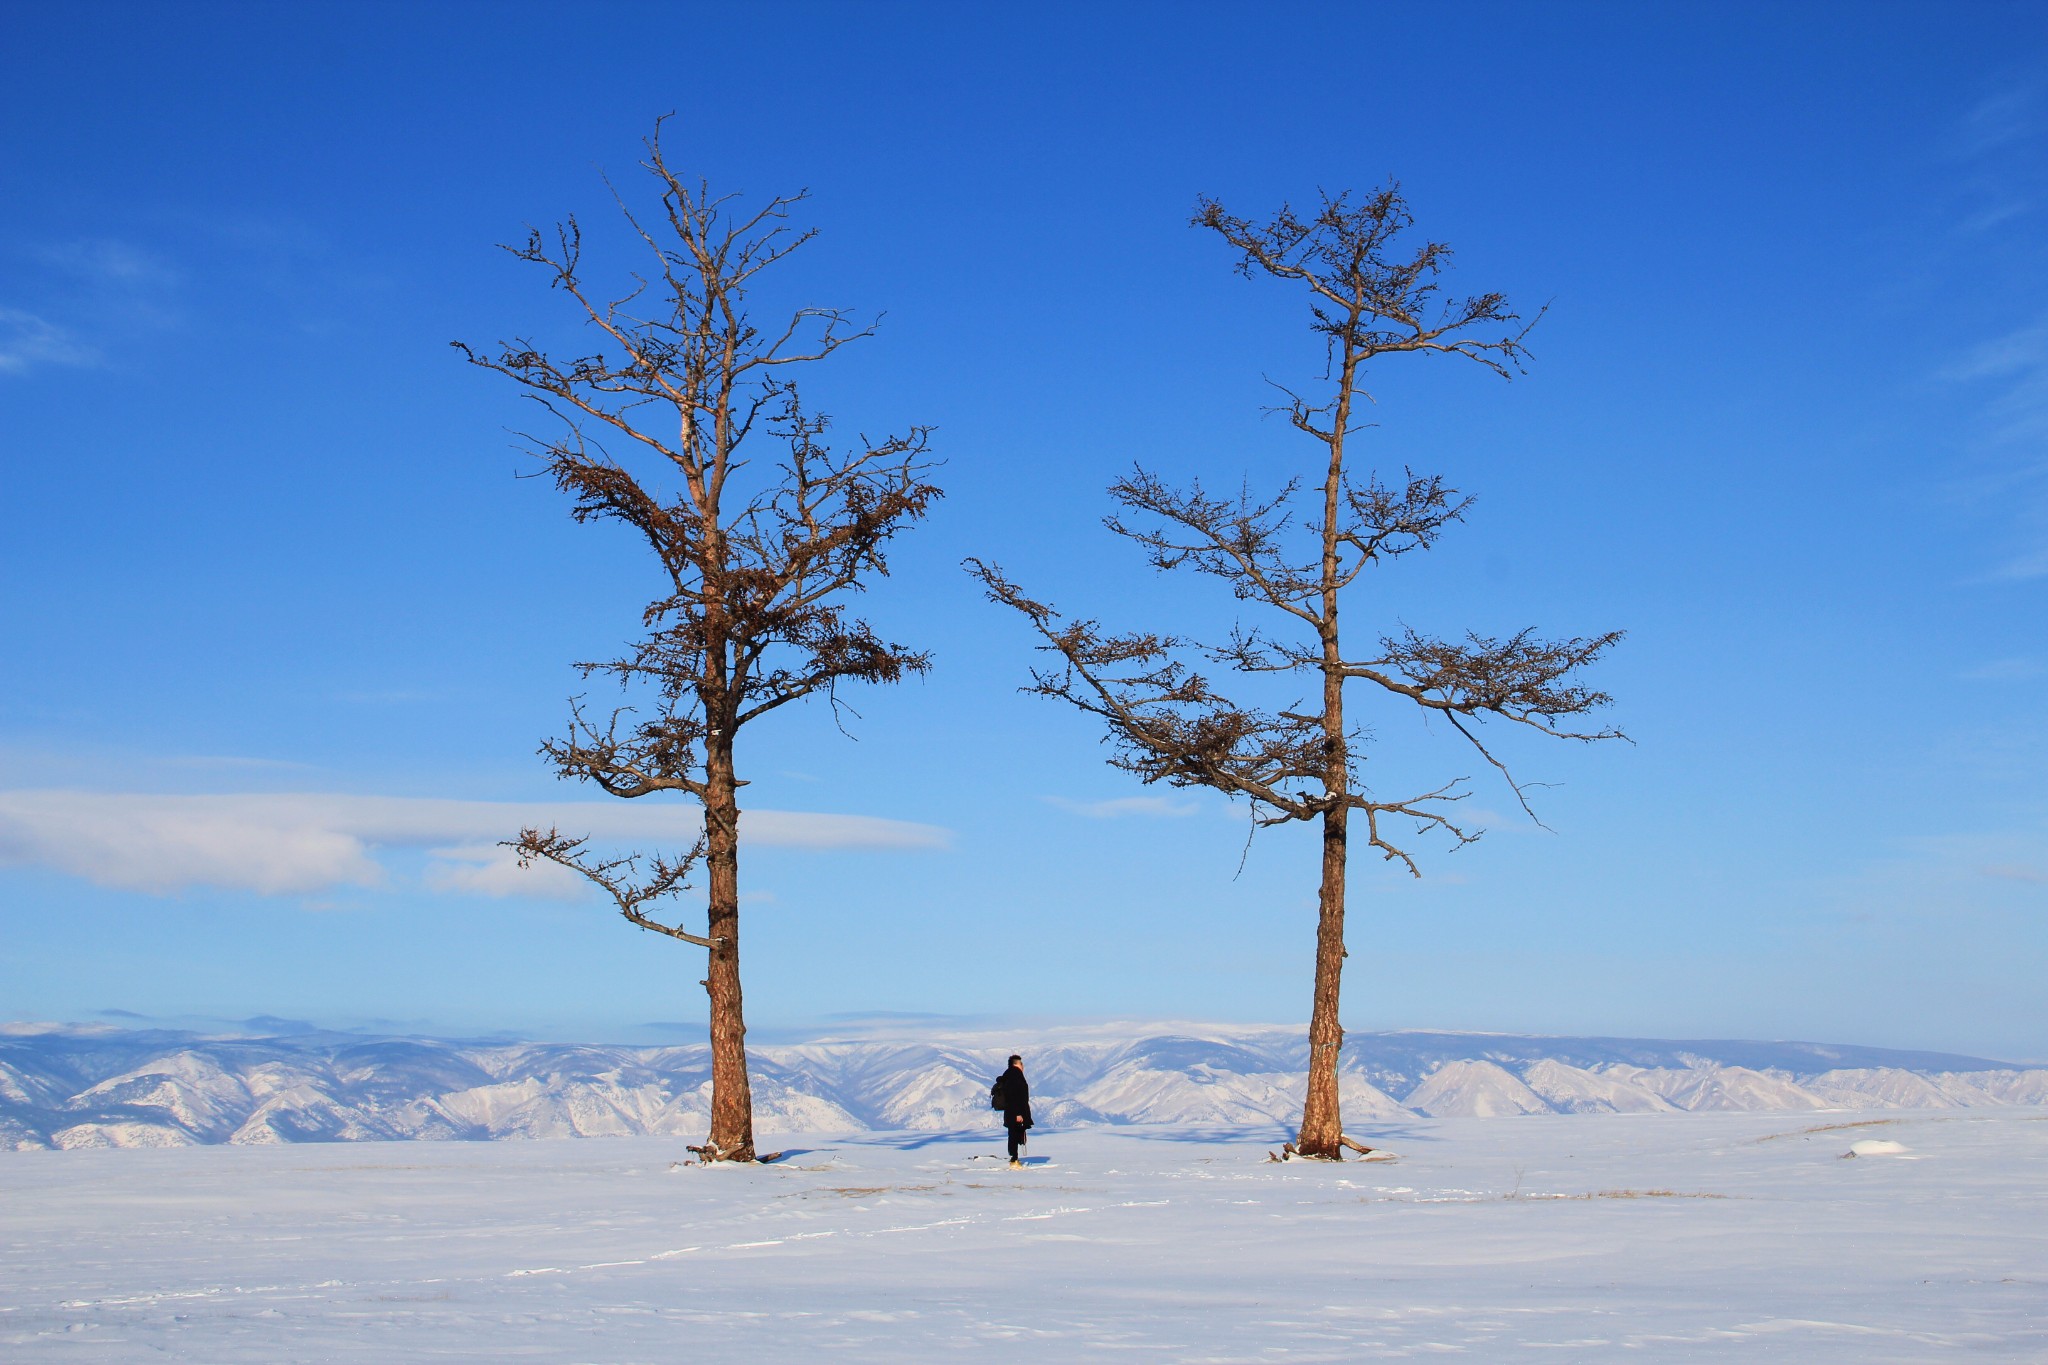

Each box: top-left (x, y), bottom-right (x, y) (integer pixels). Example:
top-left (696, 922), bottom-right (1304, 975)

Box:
top-left (2, 2), bottom-right (2044, 1058)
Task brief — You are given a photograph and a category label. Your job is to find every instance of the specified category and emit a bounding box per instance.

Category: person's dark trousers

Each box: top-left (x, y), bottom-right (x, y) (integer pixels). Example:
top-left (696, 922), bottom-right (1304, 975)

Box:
top-left (1007, 1122), bottom-right (1025, 1160)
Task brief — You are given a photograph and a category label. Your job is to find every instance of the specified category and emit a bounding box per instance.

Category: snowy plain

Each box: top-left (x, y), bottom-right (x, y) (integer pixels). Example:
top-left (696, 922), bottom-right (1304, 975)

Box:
top-left (5, 1109), bottom-right (2045, 1362)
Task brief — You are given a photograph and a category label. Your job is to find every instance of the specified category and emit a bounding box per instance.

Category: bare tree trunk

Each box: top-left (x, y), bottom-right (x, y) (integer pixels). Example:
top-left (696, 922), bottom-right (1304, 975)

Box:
top-left (1298, 451), bottom-right (1349, 1158)
top-left (702, 737), bottom-right (756, 1161)
top-left (1299, 804), bottom-right (1349, 1158)
top-left (1297, 356), bottom-right (1355, 1161)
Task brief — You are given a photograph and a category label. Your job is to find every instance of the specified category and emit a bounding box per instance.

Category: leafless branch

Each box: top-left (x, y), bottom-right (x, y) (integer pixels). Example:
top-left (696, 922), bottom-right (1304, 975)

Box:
top-left (510, 827), bottom-right (717, 948)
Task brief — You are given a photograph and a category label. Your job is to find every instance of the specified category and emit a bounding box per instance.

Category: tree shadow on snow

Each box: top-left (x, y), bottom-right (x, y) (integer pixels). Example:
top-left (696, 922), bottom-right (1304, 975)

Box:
top-left (1112, 1123), bottom-right (1297, 1146)
top-left (830, 1129), bottom-right (993, 1151)
top-left (1339, 1121), bottom-right (1441, 1146)
top-left (1112, 1121), bottom-right (1445, 1148)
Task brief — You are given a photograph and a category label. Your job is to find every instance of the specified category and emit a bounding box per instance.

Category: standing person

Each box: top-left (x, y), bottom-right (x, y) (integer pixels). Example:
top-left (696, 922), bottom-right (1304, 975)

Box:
top-left (991, 1054), bottom-right (1032, 1168)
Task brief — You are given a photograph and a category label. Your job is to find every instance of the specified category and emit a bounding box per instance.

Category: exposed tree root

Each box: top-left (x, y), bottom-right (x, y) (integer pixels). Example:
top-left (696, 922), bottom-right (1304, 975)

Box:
top-left (1269, 1135), bottom-right (1383, 1163)
top-left (685, 1140), bottom-right (781, 1164)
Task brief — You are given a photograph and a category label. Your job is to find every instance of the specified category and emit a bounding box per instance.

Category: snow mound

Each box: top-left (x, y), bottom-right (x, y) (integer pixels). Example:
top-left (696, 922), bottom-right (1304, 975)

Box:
top-left (1845, 1138), bottom-right (1912, 1157)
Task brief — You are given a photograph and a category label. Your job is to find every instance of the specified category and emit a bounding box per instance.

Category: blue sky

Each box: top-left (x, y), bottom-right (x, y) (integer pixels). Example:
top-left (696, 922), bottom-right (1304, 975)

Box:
top-left (2, 2), bottom-right (2044, 1057)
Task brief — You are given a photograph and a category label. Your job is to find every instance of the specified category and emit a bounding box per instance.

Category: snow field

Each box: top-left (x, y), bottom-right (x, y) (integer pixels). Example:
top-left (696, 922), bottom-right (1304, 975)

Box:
top-left (3, 1110), bottom-right (2044, 1361)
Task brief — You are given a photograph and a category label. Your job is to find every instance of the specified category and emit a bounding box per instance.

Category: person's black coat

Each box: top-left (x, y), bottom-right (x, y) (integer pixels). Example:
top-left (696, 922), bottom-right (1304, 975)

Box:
top-left (992, 1065), bottom-right (1033, 1129)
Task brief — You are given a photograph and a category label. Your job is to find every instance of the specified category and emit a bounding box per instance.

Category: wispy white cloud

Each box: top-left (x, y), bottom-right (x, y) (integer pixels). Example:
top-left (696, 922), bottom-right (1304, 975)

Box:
top-left (1953, 84), bottom-right (2040, 161)
top-left (421, 845), bottom-right (788, 904)
top-left (333, 687), bottom-right (447, 705)
top-left (0, 307), bottom-right (98, 373)
top-left (1945, 83), bottom-right (2043, 236)
top-left (33, 239), bottom-right (179, 288)
top-left (1983, 863), bottom-right (2048, 885)
top-left (1936, 79), bottom-right (2048, 582)
top-left (1960, 658), bottom-right (2046, 682)
top-left (158, 754), bottom-right (319, 773)
top-left (1942, 314), bottom-right (2048, 581)
top-left (0, 791), bottom-right (950, 898)
top-left (0, 744), bottom-right (317, 790)
top-left (1, 236), bottom-right (184, 376)
top-left (1949, 85), bottom-right (2031, 160)
top-left (1943, 316), bottom-right (2048, 384)
top-left (1823, 827), bottom-right (2048, 924)
top-left (1045, 795), bottom-right (1201, 819)
top-left (422, 843), bottom-right (586, 901)
top-left (1943, 316), bottom-right (2048, 446)
top-left (1992, 547), bottom-right (2048, 581)
top-left (0, 792), bottom-right (385, 895)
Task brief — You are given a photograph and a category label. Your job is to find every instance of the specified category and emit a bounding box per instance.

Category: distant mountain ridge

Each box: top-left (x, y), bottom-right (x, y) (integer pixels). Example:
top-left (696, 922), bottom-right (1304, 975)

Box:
top-left (2, 1022), bottom-right (2041, 1150)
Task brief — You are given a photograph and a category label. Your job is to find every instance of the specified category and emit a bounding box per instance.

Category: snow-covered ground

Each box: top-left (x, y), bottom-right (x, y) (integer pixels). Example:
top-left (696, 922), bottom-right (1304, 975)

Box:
top-left (5, 1110), bottom-right (2044, 1361)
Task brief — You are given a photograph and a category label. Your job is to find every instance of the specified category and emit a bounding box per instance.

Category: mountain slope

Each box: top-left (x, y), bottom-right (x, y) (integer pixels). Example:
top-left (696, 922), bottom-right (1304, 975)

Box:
top-left (0, 1023), bottom-right (2038, 1150)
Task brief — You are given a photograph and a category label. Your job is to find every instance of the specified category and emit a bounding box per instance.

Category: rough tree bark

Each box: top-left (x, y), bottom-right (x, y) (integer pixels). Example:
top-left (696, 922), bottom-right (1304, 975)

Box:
top-left (457, 121), bottom-right (940, 1161)
top-left (972, 187), bottom-right (1622, 1159)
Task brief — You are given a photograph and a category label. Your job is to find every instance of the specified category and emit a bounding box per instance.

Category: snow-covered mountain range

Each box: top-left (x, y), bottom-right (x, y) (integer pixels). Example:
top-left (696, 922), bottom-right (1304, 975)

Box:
top-left (3, 1021), bottom-right (2042, 1150)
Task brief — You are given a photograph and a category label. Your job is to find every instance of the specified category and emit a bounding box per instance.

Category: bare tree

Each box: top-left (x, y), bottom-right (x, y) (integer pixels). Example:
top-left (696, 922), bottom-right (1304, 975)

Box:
top-left (970, 188), bottom-right (1621, 1160)
top-left (456, 123), bottom-right (940, 1162)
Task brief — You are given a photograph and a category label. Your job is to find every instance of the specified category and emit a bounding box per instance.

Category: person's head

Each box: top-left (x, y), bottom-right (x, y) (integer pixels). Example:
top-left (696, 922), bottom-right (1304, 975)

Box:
top-left (1008, 1054), bottom-right (1022, 1070)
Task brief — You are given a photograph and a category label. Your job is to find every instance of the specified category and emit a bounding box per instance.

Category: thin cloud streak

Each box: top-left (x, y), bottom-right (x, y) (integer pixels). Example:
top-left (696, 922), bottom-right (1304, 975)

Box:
top-left (0, 307), bottom-right (98, 373)
top-left (1960, 658), bottom-right (2047, 681)
top-left (1, 235), bottom-right (186, 376)
top-left (1943, 314), bottom-right (2048, 581)
top-left (1937, 77), bottom-right (2048, 583)
top-left (423, 843), bottom-right (587, 902)
top-left (1045, 795), bottom-right (1202, 819)
top-left (1982, 864), bottom-right (2048, 885)
top-left (0, 791), bottom-right (951, 897)
top-left (32, 239), bottom-right (180, 288)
